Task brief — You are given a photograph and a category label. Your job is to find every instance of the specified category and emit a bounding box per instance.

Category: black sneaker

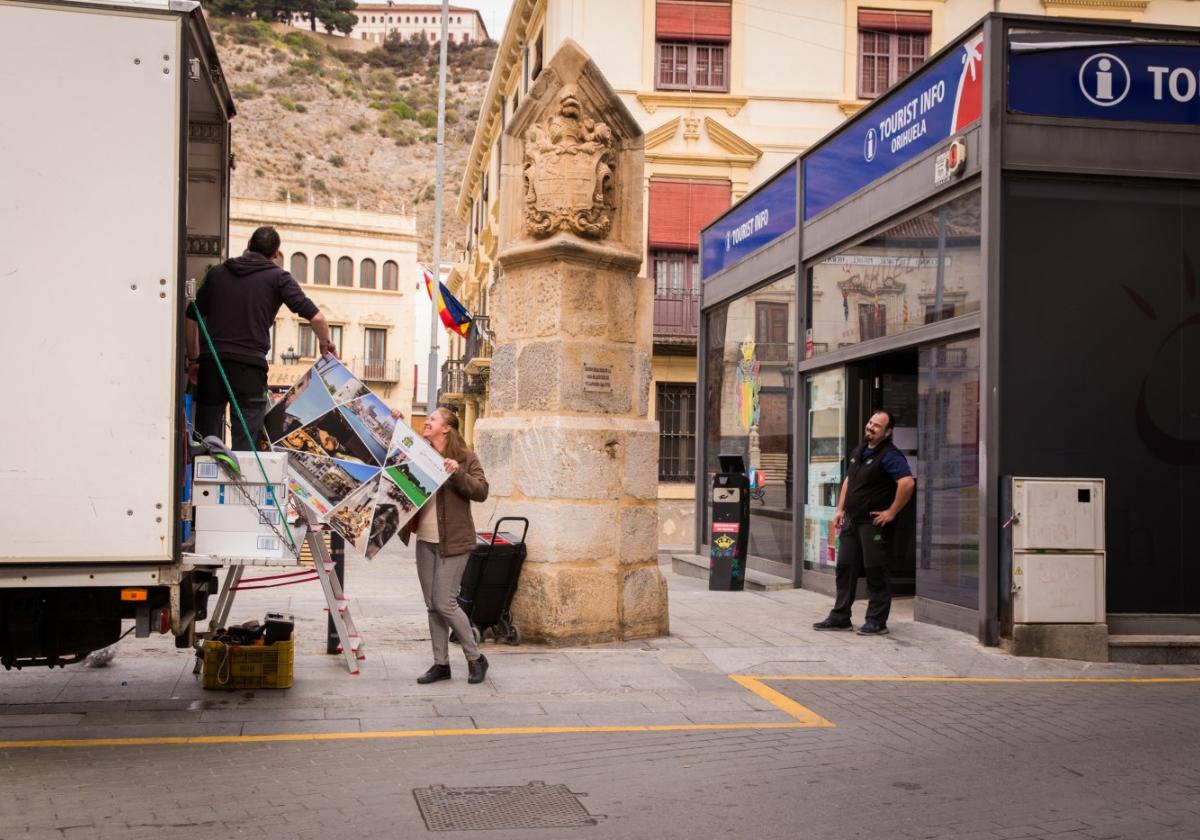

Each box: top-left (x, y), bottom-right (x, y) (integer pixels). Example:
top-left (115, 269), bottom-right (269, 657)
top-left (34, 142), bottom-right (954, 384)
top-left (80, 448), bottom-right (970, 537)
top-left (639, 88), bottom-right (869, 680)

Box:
top-left (416, 663), bottom-right (451, 684)
top-left (467, 654), bottom-right (489, 685)
top-left (856, 621), bottom-right (889, 636)
top-left (812, 617), bottom-right (853, 631)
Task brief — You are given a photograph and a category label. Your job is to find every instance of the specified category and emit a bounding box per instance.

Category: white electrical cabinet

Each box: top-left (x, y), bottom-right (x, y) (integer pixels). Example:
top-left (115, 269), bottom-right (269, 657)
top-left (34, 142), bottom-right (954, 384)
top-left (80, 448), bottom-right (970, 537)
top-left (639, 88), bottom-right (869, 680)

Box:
top-left (1011, 478), bottom-right (1106, 624)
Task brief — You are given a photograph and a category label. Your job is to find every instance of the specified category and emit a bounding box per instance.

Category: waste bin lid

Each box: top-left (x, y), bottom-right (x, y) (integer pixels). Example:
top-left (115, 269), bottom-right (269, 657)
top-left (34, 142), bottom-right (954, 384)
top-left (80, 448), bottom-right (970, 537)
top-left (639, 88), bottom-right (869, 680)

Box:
top-left (718, 454), bottom-right (746, 475)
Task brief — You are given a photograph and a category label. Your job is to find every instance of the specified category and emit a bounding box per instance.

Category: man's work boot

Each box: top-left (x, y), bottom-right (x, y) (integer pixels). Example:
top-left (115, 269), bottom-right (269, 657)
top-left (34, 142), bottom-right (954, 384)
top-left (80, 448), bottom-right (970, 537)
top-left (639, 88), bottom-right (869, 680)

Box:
top-left (812, 617), bottom-right (853, 631)
top-left (467, 654), bottom-right (489, 685)
top-left (417, 663), bottom-right (451, 684)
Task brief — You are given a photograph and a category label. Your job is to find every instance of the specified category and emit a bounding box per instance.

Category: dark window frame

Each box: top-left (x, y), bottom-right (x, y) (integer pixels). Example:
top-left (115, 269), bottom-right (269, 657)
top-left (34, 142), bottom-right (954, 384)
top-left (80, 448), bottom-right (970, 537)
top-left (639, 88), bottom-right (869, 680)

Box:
top-left (857, 28), bottom-right (929, 99)
top-left (657, 382), bottom-right (697, 483)
top-left (656, 41), bottom-right (728, 92)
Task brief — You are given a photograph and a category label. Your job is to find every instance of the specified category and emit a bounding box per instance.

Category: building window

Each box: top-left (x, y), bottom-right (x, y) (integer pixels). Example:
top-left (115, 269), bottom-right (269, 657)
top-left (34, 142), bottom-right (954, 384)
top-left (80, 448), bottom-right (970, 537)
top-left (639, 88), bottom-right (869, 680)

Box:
top-left (382, 260), bottom-right (398, 291)
top-left (857, 9), bottom-right (931, 99)
top-left (298, 324), bottom-right (317, 358)
top-left (655, 0), bottom-right (731, 91)
top-left (756, 301), bottom-right (789, 361)
top-left (651, 251), bottom-right (699, 297)
top-left (360, 258), bottom-right (377, 289)
top-left (532, 30), bottom-right (544, 81)
top-left (364, 328), bottom-right (387, 379)
top-left (314, 254), bottom-right (330, 285)
top-left (858, 303), bottom-right (888, 340)
top-left (329, 324), bottom-right (343, 357)
top-left (290, 252), bottom-right (308, 283)
top-left (657, 383), bottom-right (696, 482)
top-left (337, 256), bottom-right (353, 287)
top-left (656, 42), bottom-right (728, 92)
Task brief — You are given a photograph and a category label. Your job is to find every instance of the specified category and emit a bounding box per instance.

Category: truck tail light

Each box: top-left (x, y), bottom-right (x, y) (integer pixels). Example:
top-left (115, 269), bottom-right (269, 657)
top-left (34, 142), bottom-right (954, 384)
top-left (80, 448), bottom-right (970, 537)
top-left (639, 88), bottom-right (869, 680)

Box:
top-left (120, 589), bottom-right (148, 602)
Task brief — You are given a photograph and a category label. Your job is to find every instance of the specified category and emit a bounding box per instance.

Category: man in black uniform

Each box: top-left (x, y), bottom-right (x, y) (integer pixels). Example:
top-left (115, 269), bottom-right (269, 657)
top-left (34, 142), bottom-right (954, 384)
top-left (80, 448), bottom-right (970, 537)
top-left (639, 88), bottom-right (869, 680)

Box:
top-left (186, 226), bottom-right (336, 450)
top-left (813, 409), bottom-right (915, 636)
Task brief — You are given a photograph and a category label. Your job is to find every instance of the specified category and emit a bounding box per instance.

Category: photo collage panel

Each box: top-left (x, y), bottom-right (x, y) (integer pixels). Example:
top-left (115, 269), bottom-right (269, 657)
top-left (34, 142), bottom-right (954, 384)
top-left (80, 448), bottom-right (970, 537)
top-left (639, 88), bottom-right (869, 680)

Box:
top-left (262, 354), bottom-right (450, 556)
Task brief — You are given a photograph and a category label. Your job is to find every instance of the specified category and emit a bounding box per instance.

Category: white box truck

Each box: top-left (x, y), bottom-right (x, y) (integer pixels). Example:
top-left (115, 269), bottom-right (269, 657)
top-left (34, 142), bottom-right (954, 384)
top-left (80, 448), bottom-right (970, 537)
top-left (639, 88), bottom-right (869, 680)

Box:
top-left (0, 0), bottom-right (235, 667)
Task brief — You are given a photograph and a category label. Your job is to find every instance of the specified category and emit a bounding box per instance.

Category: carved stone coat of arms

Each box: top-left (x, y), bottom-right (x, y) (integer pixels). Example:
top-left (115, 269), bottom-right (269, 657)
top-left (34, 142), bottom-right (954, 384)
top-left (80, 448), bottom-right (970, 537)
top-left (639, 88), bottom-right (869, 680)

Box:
top-left (523, 85), bottom-right (616, 239)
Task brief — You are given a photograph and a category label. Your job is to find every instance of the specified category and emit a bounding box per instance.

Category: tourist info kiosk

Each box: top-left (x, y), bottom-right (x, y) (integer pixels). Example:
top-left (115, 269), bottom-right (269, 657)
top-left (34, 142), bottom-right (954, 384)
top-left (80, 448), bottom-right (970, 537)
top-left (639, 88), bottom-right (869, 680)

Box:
top-left (695, 14), bottom-right (1200, 658)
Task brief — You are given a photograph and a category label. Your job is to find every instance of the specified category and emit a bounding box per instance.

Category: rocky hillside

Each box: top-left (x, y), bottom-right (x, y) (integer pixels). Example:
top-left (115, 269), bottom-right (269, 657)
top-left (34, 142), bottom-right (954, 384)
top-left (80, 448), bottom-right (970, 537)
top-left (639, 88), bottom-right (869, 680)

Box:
top-left (208, 17), bottom-right (496, 260)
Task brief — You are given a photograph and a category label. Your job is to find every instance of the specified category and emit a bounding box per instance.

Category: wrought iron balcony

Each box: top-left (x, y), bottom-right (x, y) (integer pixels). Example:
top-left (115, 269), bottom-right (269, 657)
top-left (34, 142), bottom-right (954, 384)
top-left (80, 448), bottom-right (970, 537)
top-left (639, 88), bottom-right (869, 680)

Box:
top-left (439, 358), bottom-right (466, 401)
top-left (653, 290), bottom-right (699, 339)
top-left (346, 357), bottom-right (402, 383)
top-left (464, 315), bottom-right (493, 374)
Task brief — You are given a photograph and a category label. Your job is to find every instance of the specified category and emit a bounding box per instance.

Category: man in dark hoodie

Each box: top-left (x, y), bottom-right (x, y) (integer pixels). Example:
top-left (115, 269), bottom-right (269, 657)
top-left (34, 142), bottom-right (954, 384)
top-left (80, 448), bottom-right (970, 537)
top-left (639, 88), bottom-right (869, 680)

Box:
top-left (186, 226), bottom-right (336, 450)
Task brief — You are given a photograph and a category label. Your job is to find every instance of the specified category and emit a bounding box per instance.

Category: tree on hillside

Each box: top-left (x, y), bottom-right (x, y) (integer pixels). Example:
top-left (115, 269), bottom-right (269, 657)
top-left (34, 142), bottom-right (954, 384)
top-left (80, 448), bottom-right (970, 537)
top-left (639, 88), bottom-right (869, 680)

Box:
top-left (291, 0), bottom-right (356, 34)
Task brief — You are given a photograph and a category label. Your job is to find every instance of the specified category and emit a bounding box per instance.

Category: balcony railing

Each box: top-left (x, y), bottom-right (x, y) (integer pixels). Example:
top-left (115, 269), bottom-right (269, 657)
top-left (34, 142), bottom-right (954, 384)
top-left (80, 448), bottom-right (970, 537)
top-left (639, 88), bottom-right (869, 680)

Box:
top-left (346, 357), bottom-right (402, 383)
top-left (464, 315), bottom-right (493, 372)
top-left (653, 291), bottom-right (700, 338)
top-left (439, 358), bottom-right (466, 400)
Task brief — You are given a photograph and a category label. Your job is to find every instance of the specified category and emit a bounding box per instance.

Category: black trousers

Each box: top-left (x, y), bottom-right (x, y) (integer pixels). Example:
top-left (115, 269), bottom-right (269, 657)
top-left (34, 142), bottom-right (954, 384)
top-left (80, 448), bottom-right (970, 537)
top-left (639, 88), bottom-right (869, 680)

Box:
top-left (829, 521), bottom-right (893, 625)
top-left (194, 359), bottom-right (268, 452)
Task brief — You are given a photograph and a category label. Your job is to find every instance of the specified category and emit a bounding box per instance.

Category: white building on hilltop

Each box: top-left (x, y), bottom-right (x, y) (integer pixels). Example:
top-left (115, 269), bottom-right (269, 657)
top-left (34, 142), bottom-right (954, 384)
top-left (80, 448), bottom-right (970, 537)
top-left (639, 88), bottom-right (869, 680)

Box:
top-left (289, 4), bottom-right (489, 45)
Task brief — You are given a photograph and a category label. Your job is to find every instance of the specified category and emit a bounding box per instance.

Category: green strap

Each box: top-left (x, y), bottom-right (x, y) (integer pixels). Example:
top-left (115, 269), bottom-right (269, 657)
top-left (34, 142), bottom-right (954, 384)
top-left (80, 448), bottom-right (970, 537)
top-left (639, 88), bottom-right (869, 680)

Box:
top-left (190, 302), bottom-right (298, 553)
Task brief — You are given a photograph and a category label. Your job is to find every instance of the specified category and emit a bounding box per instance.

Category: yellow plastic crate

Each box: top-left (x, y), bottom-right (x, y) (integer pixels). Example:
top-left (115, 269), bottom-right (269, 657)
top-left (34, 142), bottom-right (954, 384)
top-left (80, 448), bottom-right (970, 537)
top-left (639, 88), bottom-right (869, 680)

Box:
top-left (202, 636), bottom-right (294, 690)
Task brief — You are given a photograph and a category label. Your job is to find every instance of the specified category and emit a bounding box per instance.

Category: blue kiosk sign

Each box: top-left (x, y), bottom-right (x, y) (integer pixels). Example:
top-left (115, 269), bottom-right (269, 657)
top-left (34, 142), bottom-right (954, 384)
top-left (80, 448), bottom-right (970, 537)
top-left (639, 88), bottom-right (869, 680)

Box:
top-left (1009, 41), bottom-right (1200, 125)
top-left (803, 32), bottom-right (985, 221)
top-left (700, 163), bottom-right (796, 281)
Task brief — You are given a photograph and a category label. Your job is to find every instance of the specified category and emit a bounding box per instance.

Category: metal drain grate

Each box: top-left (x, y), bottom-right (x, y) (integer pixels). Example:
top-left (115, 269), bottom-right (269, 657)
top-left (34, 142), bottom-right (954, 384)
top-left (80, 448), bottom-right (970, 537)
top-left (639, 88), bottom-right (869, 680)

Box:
top-left (413, 782), bottom-right (599, 831)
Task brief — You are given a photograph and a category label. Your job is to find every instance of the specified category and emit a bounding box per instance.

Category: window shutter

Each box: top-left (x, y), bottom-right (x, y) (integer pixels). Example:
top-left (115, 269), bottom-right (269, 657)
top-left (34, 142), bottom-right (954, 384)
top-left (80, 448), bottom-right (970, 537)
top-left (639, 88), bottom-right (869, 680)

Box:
top-left (656, 0), bottom-right (731, 43)
top-left (857, 8), bottom-right (932, 34)
top-left (648, 179), bottom-right (731, 249)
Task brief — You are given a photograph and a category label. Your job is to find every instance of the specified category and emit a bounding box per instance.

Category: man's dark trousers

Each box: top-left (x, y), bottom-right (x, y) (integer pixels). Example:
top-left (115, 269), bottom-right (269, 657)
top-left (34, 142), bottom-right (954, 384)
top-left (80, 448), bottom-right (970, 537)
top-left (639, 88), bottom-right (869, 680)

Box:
top-left (829, 521), bottom-right (892, 625)
top-left (195, 359), bottom-right (268, 452)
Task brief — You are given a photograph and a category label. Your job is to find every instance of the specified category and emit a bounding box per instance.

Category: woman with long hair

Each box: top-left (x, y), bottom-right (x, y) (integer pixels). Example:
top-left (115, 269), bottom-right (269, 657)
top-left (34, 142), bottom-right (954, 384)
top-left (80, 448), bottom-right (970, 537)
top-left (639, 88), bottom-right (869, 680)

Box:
top-left (402, 406), bottom-right (490, 684)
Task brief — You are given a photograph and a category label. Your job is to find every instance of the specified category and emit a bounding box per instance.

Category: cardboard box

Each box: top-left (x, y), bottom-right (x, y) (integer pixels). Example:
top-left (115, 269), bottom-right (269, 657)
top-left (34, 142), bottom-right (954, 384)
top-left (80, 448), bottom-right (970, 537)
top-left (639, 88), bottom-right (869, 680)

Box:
top-left (194, 526), bottom-right (306, 561)
top-left (195, 504), bottom-right (289, 532)
top-left (193, 452), bottom-right (289, 485)
top-left (192, 481), bottom-right (287, 508)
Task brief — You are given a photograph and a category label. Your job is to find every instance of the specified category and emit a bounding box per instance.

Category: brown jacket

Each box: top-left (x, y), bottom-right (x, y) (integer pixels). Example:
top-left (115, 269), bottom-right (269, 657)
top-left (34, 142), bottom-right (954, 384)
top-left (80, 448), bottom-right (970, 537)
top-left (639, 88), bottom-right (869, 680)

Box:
top-left (400, 448), bottom-right (488, 556)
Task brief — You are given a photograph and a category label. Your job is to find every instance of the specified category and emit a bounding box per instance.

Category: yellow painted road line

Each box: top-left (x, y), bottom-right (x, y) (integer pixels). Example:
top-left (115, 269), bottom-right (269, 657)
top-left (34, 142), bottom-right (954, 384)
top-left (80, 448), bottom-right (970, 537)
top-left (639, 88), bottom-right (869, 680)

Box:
top-left (0, 721), bottom-right (816, 750)
top-left (750, 676), bottom-right (1200, 684)
top-left (728, 675), bottom-right (836, 727)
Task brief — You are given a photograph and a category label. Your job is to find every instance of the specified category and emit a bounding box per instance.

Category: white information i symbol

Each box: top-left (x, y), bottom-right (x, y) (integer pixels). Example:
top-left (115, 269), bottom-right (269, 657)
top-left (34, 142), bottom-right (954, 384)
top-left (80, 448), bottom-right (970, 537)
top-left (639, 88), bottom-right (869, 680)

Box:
top-left (1079, 53), bottom-right (1130, 107)
top-left (863, 128), bottom-right (877, 162)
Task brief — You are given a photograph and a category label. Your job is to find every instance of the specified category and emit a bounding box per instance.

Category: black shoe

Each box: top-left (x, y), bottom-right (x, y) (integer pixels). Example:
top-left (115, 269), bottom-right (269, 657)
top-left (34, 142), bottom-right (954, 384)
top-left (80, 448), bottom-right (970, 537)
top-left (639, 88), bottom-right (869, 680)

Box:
top-left (812, 617), bottom-right (853, 631)
top-left (856, 621), bottom-right (889, 636)
top-left (467, 654), bottom-right (489, 685)
top-left (417, 663), bottom-right (451, 684)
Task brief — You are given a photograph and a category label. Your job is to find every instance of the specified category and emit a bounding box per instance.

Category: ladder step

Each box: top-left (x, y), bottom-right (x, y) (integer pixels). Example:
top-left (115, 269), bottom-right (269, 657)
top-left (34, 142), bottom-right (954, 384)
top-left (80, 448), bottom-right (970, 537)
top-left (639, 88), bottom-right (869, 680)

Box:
top-left (321, 598), bottom-right (351, 612)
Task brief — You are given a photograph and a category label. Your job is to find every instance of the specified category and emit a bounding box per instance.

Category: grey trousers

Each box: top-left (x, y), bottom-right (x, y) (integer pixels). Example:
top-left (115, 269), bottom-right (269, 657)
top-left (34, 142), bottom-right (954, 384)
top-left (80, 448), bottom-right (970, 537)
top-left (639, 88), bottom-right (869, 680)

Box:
top-left (415, 540), bottom-right (481, 665)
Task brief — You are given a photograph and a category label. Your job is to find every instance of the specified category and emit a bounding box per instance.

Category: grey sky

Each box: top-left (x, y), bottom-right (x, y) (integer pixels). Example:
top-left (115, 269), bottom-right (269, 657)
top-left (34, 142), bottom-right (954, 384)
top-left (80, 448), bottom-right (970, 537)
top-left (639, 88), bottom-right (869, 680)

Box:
top-left (455, 0), bottom-right (512, 42)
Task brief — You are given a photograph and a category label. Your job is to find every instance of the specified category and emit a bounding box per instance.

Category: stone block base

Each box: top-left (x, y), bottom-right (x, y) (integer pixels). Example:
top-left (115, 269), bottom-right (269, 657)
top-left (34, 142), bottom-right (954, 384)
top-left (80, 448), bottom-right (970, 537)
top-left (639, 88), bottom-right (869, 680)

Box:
top-left (510, 562), bottom-right (668, 645)
top-left (1003, 623), bottom-right (1109, 663)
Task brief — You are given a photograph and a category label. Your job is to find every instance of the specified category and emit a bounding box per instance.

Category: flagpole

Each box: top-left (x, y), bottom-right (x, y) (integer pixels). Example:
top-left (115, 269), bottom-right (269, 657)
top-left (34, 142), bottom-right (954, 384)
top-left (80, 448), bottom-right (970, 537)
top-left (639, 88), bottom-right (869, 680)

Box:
top-left (426, 0), bottom-right (450, 418)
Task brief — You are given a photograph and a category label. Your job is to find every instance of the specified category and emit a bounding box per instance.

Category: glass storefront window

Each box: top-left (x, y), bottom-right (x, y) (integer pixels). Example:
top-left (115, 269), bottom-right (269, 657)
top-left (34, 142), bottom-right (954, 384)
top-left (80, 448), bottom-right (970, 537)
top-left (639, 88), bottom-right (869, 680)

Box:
top-left (806, 189), bottom-right (981, 359)
top-left (916, 337), bottom-right (980, 609)
top-left (703, 273), bottom-right (796, 568)
top-left (802, 368), bottom-right (845, 572)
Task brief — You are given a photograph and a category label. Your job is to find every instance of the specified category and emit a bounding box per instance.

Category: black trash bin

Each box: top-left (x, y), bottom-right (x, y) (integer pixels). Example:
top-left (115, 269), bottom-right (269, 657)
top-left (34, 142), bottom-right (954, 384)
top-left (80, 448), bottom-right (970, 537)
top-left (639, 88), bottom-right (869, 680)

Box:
top-left (710, 454), bottom-right (750, 591)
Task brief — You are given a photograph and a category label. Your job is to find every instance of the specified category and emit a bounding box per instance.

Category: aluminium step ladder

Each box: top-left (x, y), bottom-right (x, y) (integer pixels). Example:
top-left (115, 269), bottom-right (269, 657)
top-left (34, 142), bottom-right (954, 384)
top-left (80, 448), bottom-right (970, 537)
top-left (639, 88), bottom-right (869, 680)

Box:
top-left (194, 508), bottom-right (365, 675)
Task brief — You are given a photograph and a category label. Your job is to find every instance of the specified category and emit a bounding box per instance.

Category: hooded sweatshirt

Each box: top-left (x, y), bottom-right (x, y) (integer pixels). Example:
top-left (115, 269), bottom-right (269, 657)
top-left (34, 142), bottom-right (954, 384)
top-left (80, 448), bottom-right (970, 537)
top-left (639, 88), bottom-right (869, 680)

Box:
top-left (187, 251), bottom-right (319, 370)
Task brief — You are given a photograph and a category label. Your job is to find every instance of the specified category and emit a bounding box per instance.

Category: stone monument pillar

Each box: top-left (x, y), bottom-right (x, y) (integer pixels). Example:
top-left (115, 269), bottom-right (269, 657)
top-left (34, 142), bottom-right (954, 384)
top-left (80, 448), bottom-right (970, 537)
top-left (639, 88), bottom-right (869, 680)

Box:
top-left (473, 40), bottom-right (668, 643)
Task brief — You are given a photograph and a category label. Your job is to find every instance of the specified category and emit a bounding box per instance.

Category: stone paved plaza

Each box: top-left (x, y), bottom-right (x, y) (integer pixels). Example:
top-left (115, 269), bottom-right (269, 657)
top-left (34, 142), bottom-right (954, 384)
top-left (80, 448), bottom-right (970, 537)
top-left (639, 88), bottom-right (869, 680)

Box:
top-left (2, 546), bottom-right (1198, 839)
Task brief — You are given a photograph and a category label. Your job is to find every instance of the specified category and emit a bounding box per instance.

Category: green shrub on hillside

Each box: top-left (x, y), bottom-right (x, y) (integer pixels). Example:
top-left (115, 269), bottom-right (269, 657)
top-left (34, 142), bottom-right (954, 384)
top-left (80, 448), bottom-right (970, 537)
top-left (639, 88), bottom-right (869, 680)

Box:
top-left (390, 101), bottom-right (416, 120)
top-left (415, 109), bottom-right (437, 128)
top-left (233, 83), bottom-right (263, 100)
top-left (281, 31), bottom-right (322, 59)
